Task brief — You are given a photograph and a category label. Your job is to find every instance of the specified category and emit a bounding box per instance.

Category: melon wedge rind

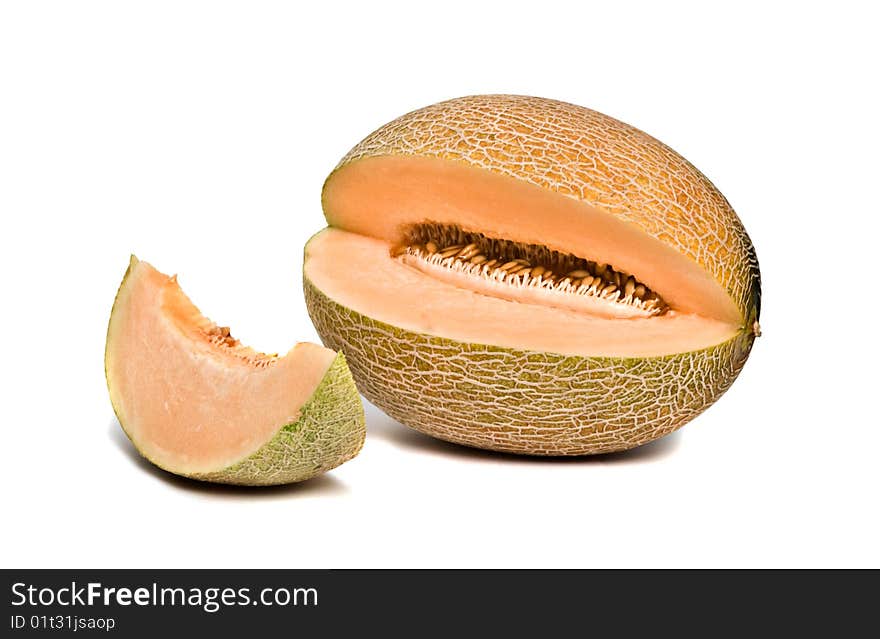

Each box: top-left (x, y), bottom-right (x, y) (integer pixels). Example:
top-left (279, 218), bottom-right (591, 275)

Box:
top-left (190, 352), bottom-right (365, 485)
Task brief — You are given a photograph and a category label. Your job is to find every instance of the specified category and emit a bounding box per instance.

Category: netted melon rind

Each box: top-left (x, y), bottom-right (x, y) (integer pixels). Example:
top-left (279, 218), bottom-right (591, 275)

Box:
top-left (305, 279), bottom-right (753, 456)
top-left (330, 94), bottom-right (761, 323)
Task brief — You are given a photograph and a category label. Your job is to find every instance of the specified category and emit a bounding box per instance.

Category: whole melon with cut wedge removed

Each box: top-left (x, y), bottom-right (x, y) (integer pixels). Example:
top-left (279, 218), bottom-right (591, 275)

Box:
top-left (304, 94), bottom-right (761, 456)
top-left (106, 256), bottom-right (365, 485)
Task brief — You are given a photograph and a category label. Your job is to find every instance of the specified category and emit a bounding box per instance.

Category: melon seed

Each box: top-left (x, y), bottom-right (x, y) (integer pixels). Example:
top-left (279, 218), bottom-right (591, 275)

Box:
top-left (400, 223), bottom-right (668, 315)
top-left (439, 245), bottom-right (463, 258)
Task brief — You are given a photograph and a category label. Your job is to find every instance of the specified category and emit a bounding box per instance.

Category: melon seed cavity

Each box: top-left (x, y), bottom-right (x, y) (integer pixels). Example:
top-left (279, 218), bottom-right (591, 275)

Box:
top-left (396, 222), bottom-right (668, 317)
top-left (204, 325), bottom-right (278, 368)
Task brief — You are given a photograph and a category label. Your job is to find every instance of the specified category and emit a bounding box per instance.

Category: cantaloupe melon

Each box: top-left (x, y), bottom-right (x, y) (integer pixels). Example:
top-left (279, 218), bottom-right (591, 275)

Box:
top-left (106, 256), bottom-right (365, 485)
top-left (304, 94), bottom-right (761, 455)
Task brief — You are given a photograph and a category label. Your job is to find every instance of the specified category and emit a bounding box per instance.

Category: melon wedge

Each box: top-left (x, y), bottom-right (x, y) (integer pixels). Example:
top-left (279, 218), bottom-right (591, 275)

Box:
top-left (304, 94), bottom-right (761, 456)
top-left (106, 256), bottom-right (365, 485)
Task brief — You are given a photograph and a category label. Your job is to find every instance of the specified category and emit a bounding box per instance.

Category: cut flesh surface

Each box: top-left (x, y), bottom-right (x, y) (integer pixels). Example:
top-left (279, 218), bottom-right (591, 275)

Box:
top-left (323, 155), bottom-right (743, 326)
top-left (316, 155), bottom-right (747, 359)
top-left (305, 229), bottom-right (739, 358)
top-left (106, 257), bottom-right (364, 483)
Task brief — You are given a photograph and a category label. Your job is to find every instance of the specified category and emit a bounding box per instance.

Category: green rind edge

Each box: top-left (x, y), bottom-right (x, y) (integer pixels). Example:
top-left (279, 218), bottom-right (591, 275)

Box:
top-left (190, 352), bottom-right (365, 485)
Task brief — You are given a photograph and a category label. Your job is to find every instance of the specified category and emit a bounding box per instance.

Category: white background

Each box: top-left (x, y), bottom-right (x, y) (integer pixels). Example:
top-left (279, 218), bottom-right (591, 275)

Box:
top-left (1, 1), bottom-right (877, 568)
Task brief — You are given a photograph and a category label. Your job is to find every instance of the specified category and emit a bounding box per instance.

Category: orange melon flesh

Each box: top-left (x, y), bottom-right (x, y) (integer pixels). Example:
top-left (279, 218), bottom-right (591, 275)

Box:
top-left (322, 155), bottom-right (742, 326)
top-left (106, 257), bottom-right (363, 480)
top-left (305, 228), bottom-right (739, 358)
